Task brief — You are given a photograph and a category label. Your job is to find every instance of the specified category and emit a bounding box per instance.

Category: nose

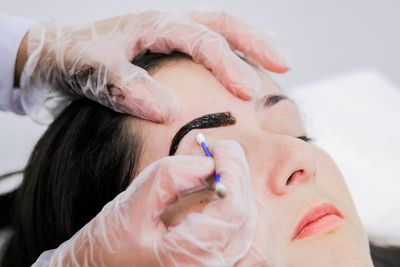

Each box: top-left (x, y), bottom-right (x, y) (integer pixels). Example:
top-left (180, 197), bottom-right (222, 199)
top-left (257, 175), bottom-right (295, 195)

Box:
top-left (246, 133), bottom-right (317, 195)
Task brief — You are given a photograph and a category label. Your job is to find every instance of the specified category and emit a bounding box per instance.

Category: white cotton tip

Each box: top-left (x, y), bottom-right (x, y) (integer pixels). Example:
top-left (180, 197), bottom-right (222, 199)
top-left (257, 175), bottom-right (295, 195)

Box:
top-left (196, 133), bottom-right (206, 145)
top-left (215, 182), bottom-right (227, 198)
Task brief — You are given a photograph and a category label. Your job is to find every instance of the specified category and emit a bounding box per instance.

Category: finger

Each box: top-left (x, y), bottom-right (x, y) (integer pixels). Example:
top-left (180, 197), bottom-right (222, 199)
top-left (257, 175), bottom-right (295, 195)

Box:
top-left (189, 10), bottom-right (290, 73)
top-left (204, 140), bottom-right (255, 229)
top-left (141, 21), bottom-right (261, 100)
top-left (134, 156), bottom-right (215, 212)
top-left (106, 61), bottom-right (180, 122)
top-left (96, 156), bottom-right (214, 255)
top-left (159, 141), bottom-right (257, 265)
top-left (208, 139), bottom-right (250, 191)
top-left (160, 214), bottom-right (239, 266)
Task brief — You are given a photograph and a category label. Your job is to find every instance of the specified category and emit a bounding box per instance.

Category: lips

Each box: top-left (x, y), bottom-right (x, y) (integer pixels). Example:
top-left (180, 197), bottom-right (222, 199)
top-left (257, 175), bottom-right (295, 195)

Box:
top-left (292, 203), bottom-right (343, 241)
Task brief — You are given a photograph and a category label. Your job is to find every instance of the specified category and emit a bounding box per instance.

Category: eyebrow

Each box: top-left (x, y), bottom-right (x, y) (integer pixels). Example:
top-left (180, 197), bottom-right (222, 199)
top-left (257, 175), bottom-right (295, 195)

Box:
top-left (169, 112), bottom-right (236, 155)
top-left (168, 94), bottom-right (288, 155)
top-left (256, 94), bottom-right (288, 109)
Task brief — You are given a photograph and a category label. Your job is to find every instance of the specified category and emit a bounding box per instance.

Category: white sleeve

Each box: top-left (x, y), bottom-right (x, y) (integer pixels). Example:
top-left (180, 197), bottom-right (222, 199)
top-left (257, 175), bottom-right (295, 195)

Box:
top-left (0, 13), bottom-right (34, 115)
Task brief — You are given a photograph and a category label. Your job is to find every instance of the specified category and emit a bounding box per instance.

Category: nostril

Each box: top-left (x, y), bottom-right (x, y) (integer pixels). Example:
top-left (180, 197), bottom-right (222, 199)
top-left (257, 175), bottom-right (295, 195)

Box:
top-left (286, 175), bottom-right (293, 185)
top-left (286, 170), bottom-right (304, 185)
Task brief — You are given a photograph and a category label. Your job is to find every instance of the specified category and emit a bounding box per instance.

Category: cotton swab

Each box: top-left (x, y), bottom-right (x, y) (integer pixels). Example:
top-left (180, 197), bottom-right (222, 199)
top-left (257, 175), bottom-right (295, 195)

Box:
top-left (195, 133), bottom-right (227, 198)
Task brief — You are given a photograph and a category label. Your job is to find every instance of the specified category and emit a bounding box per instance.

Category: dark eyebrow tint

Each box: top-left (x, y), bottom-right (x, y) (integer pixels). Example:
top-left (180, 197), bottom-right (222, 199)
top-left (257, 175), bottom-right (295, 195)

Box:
top-left (169, 112), bottom-right (236, 156)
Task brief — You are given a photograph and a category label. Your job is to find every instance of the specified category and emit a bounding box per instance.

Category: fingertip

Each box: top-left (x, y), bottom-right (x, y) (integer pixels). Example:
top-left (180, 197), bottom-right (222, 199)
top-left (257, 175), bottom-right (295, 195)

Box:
top-left (227, 70), bottom-right (261, 101)
top-left (113, 71), bottom-right (180, 122)
top-left (213, 52), bottom-right (261, 101)
top-left (141, 77), bottom-right (180, 123)
top-left (262, 63), bottom-right (290, 74)
top-left (189, 9), bottom-right (291, 74)
top-left (276, 65), bottom-right (291, 73)
top-left (253, 36), bottom-right (291, 73)
top-left (114, 92), bottom-right (166, 122)
top-left (229, 82), bottom-right (259, 100)
top-left (257, 50), bottom-right (291, 73)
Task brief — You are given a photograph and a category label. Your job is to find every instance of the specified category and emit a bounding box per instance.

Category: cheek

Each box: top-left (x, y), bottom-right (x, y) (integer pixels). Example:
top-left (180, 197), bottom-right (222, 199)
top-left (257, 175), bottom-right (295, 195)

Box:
top-left (314, 148), bottom-right (362, 225)
top-left (315, 148), bottom-right (350, 200)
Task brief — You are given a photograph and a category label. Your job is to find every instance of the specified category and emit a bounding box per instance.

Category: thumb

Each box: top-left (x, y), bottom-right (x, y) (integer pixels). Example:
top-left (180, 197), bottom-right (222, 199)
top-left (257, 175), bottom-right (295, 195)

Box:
top-left (106, 61), bottom-right (179, 122)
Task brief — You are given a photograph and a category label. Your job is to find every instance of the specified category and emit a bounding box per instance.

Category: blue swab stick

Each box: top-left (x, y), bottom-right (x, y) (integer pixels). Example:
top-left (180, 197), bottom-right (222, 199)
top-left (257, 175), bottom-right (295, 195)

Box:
top-left (195, 133), bottom-right (227, 198)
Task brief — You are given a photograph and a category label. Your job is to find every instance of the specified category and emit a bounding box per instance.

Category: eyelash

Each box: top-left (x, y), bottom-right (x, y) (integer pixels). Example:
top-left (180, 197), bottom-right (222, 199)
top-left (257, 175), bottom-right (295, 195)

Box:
top-left (297, 136), bottom-right (313, 142)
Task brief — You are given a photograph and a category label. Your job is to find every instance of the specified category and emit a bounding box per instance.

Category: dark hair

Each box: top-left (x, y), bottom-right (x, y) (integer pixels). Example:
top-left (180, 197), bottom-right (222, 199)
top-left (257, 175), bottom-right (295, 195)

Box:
top-left (1, 51), bottom-right (399, 266)
top-left (0, 51), bottom-right (189, 267)
top-left (1, 98), bottom-right (143, 266)
top-left (370, 243), bottom-right (400, 267)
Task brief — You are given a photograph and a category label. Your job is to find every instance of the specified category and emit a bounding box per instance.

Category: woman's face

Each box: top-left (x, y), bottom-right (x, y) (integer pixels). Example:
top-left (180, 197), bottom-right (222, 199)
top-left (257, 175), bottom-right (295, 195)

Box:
top-left (135, 59), bottom-right (372, 266)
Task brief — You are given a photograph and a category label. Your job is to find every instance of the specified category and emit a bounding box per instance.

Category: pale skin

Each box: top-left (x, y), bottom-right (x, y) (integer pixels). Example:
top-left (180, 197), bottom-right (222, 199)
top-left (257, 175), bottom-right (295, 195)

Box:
top-left (134, 58), bottom-right (374, 266)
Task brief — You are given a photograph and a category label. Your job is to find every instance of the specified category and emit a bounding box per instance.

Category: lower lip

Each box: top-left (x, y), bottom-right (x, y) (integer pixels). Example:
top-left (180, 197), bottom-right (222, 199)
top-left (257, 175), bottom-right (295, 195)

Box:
top-left (295, 214), bottom-right (343, 240)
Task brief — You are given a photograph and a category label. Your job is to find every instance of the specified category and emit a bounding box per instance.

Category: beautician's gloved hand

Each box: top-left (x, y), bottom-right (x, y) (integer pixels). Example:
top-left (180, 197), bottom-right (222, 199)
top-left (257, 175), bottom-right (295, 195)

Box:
top-left (32, 140), bottom-right (257, 267)
top-left (16, 11), bottom-right (288, 124)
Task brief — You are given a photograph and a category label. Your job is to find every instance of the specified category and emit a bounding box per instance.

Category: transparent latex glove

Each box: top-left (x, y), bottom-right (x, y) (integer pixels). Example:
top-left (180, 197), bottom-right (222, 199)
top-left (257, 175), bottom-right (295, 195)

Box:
top-left (18, 10), bottom-right (289, 124)
top-left (32, 140), bottom-right (257, 267)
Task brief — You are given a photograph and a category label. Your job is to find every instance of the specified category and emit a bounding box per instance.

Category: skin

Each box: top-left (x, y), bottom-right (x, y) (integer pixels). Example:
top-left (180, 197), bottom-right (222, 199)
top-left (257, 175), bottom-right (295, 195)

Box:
top-left (133, 59), bottom-right (373, 266)
top-left (15, 32), bottom-right (28, 87)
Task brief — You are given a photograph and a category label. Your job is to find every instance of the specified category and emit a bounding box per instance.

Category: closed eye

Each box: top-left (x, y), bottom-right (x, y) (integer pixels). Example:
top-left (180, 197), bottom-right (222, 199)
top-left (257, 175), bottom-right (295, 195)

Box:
top-left (297, 136), bottom-right (312, 142)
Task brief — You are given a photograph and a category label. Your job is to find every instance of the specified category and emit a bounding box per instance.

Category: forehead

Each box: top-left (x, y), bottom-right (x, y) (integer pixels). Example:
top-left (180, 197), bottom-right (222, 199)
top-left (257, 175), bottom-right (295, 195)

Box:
top-left (152, 59), bottom-right (283, 117)
top-left (136, 59), bottom-right (284, 169)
